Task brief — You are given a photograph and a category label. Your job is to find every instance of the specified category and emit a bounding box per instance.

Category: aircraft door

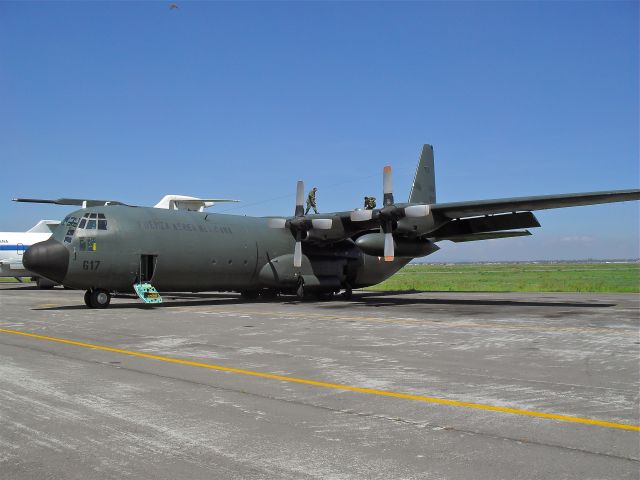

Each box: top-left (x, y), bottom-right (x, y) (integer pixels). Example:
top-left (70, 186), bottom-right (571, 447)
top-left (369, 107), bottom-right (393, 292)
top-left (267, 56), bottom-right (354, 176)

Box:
top-left (139, 255), bottom-right (157, 283)
top-left (17, 243), bottom-right (25, 256)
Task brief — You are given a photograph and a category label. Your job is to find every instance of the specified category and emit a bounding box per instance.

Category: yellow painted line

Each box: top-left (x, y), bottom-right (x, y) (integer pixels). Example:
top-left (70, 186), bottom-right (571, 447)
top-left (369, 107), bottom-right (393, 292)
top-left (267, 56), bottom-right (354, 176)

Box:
top-left (1, 327), bottom-right (638, 432)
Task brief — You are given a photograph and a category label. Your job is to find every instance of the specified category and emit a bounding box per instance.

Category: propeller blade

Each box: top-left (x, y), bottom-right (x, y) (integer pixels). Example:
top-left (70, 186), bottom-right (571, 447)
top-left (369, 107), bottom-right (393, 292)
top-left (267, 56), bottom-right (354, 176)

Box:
top-left (295, 181), bottom-right (305, 217)
top-left (311, 218), bottom-right (333, 230)
top-left (383, 165), bottom-right (393, 206)
top-left (404, 204), bottom-right (431, 217)
top-left (293, 241), bottom-right (302, 268)
top-left (266, 218), bottom-right (287, 229)
top-left (350, 209), bottom-right (374, 222)
top-left (383, 232), bottom-right (394, 262)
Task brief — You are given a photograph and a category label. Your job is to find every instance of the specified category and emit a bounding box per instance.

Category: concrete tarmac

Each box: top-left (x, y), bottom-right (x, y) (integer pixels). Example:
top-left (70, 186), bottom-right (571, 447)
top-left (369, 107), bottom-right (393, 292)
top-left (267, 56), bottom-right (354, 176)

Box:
top-left (0, 284), bottom-right (638, 479)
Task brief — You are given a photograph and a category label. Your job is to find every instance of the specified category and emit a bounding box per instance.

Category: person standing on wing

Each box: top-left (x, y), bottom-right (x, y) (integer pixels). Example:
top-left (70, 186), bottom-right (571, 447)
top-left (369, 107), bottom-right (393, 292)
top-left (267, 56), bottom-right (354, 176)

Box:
top-left (364, 196), bottom-right (376, 209)
top-left (305, 187), bottom-right (319, 214)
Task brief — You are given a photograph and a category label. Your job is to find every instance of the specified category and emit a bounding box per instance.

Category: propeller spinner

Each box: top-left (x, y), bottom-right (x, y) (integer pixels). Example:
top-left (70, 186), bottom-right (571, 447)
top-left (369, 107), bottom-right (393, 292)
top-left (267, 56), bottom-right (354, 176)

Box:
top-left (267, 180), bottom-right (332, 268)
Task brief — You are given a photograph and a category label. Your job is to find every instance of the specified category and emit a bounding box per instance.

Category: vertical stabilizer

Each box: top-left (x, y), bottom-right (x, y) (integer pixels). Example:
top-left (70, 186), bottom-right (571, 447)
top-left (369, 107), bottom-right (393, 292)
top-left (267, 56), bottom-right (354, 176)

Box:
top-left (408, 144), bottom-right (436, 204)
top-left (26, 220), bottom-right (61, 234)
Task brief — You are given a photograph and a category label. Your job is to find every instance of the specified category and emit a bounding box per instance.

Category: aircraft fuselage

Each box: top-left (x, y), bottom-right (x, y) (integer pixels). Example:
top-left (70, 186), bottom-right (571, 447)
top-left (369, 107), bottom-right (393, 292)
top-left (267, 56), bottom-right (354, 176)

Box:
top-left (27, 206), bottom-right (409, 295)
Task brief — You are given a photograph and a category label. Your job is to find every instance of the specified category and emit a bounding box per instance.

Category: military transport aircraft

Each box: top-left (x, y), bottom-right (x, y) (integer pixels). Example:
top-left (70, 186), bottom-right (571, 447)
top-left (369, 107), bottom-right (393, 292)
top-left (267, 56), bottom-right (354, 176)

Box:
top-left (19, 145), bottom-right (640, 308)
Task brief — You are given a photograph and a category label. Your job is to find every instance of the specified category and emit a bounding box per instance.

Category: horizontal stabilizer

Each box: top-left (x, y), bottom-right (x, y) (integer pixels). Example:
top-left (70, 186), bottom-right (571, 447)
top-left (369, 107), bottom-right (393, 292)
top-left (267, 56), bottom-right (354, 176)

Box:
top-left (436, 230), bottom-right (532, 243)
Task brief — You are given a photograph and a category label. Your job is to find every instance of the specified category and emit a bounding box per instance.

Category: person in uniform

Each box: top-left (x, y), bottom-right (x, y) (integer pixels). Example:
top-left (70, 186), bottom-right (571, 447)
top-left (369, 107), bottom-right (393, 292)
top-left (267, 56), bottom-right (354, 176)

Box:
top-left (305, 187), bottom-right (318, 214)
top-left (364, 196), bottom-right (376, 209)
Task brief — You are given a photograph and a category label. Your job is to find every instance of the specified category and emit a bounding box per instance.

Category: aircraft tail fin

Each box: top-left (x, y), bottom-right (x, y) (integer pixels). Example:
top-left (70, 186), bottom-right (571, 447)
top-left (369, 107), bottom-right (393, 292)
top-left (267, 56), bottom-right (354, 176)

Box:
top-left (408, 144), bottom-right (436, 204)
top-left (26, 220), bottom-right (60, 234)
top-left (153, 195), bottom-right (240, 212)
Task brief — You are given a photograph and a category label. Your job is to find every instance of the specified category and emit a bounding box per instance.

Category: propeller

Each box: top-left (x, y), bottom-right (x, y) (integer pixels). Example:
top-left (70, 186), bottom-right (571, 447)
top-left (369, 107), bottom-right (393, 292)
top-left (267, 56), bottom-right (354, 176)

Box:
top-left (268, 180), bottom-right (333, 268)
top-left (350, 165), bottom-right (431, 262)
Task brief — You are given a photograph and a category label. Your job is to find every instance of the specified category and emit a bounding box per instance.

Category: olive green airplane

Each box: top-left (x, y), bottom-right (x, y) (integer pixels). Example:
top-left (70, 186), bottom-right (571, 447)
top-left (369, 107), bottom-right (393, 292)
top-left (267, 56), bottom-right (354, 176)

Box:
top-left (18, 145), bottom-right (640, 308)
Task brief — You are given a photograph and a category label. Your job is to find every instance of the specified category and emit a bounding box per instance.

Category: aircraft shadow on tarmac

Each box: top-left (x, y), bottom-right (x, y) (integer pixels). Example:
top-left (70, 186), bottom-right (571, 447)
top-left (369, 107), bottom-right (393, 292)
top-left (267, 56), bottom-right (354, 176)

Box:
top-left (31, 290), bottom-right (615, 310)
top-left (331, 291), bottom-right (616, 308)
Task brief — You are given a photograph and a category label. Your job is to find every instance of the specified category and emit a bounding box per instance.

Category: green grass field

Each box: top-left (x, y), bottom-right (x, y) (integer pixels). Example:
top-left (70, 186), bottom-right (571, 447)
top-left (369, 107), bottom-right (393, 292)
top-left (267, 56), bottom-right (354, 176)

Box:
top-left (2, 263), bottom-right (638, 293)
top-left (367, 262), bottom-right (640, 293)
top-left (0, 277), bottom-right (29, 282)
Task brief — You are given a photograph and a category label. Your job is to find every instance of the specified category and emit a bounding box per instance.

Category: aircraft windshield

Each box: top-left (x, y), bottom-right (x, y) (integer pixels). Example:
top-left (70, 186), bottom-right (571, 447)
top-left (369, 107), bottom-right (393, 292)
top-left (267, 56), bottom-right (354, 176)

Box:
top-left (77, 213), bottom-right (108, 231)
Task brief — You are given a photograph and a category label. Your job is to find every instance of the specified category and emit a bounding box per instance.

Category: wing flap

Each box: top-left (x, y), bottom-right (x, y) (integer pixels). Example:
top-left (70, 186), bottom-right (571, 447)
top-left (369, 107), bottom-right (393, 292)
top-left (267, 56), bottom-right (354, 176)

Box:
top-left (435, 230), bottom-right (532, 243)
top-left (429, 212), bottom-right (539, 238)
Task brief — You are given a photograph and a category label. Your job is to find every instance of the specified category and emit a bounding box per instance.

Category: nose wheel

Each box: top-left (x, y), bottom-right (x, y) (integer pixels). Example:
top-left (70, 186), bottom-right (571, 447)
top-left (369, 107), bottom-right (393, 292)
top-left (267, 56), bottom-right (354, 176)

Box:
top-left (84, 289), bottom-right (111, 309)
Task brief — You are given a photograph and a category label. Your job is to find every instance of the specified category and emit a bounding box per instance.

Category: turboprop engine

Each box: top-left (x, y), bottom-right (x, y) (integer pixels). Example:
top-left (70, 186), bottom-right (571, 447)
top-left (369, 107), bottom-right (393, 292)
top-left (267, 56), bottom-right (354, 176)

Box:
top-left (349, 165), bottom-right (438, 260)
top-left (355, 233), bottom-right (439, 258)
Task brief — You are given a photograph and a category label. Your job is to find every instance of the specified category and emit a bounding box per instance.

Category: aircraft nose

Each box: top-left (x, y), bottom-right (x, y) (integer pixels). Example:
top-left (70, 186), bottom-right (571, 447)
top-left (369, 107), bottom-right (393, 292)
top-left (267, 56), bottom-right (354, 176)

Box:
top-left (23, 238), bottom-right (70, 283)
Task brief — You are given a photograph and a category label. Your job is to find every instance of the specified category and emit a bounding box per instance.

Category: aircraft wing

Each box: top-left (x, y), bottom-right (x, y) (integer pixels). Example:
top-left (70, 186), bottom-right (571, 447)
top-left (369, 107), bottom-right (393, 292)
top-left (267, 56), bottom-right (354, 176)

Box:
top-left (307, 189), bottom-right (639, 247)
top-left (13, 198), bottom-right (128, 207)
top-left (430, 189), bottom-right (640, 219)
top-left (0, 256), bottom-right (25, 270)
top-left (14, 196), bottom-right (240, 210)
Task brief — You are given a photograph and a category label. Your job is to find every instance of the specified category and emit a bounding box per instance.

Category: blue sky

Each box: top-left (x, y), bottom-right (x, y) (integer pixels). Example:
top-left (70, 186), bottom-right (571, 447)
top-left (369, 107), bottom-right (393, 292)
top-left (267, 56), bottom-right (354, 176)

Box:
top-left (1, 1), bottom-right (638, 261)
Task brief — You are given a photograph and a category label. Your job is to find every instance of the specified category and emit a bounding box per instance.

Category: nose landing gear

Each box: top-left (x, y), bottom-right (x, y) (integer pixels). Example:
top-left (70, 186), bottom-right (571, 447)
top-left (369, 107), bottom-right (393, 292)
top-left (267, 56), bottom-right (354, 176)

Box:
top-left (84, 289), bottom-right (111, 309)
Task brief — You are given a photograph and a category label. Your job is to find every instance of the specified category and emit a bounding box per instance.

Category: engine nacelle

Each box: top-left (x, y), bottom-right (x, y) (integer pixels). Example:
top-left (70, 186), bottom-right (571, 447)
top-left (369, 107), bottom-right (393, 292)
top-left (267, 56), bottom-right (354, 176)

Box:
top-left (355, 233), bottom-right (439, 258)
top-left (395, 208), bottom-right (438, 235)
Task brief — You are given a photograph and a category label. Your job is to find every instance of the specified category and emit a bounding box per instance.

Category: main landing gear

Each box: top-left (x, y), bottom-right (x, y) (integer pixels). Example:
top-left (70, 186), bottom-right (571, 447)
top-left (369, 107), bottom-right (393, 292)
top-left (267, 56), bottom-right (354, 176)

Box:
top-left (84, 289), bottom-right (111, 309)
top-left (295, 278), bottom-right (352, 301)
top-left (341, 285), bottom-right (353, 300)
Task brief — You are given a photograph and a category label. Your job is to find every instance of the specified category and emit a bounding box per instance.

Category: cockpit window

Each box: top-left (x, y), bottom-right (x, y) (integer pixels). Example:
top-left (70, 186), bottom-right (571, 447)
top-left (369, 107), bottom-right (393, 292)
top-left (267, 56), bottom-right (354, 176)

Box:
top-left (77, 212), bottom-right (108, 230)
top-left (65, 216), bottom-right (79, 227)
top-left (63, 226), bottom-right (77, 244)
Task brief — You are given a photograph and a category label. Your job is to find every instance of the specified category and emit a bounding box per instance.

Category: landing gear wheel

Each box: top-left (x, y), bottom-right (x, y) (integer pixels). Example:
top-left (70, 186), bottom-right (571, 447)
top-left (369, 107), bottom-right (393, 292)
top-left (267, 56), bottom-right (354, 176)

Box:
top-left (35, 277), bottom-right (55, 289)
top-left (296, 281), bottom-right (305, 300)
top-left (240, 291), bottom-right (259, 301)
top-left (341, 287), bottom-right (353, 300)
top-left (85, 289), bottom-right (111, 309)
top-left (259, 289), bottom-right (278, 301)
top-left (315, 292), bottom-right (334, 301)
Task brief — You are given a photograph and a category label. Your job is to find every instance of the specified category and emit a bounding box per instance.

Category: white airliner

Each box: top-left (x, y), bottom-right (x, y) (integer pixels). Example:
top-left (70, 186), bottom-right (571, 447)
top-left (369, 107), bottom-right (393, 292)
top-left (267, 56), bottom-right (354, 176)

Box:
top-left (0, 220), bottom-right (61, 287)
top-left (5, 195), bottom-right (239, 287)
